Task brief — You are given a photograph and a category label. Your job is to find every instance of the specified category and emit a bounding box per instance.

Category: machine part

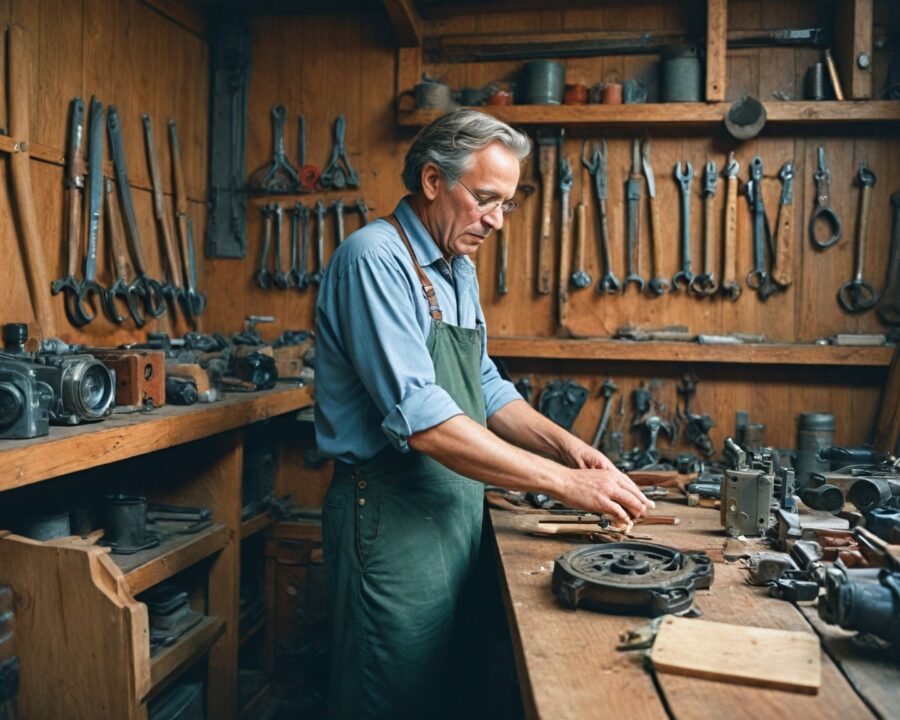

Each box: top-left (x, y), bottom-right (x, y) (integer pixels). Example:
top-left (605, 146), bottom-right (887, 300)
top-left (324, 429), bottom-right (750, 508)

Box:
top-left (103, 178), bottom-right (145, 327)
top-left (168, 119), bottom-right (207, 317)
top-left (147, 503), bottom-right (213, 534)
top-left (769, 577), bottom-right (820, 601)
top-left (320, 114), bottom-right (359, 189)
top-left (642, 137), bottom-right (668, 296)
top-left (819, 567), bottom-right (900, 646)
top-left (847, 477), bottom-right (894, 513)
top-left (623, 139), bottom-right (644, 292)
top-left (552, 542), bottom-right (714, 617)
top-left (671, 161), bottom-right (694, 291)
top-left (207, 19), bottom-right (250, 258)
top-left (272, 203), bottom-right (290, 290)
top-left (800, 483), bottom-right (844, 512)
top-left (771, 161), bottom-right (795, 289)
top-left (838, 164), bottom-right (879, 313)
top-left (746, 156), bottom-right (774, 298)
top-left (538, 379), bottom-right (589, 431)
top-left (690, 160), bottom-right (718, 295)
top-left (865, 507), bottom-right (900, 542)
top-left (535, 131), bottom-right (557, 295)
top-left (582, 139), bottom-right (619, 293)
top-left (795, 412), bottom-right (835, 489)
top-left (166, 375), bottom-right (198, 406)
top-left (590, 379), bottom-right (617, 449)
top-left (249, 104), bottom-right (300, 193)
top-left (32, 351), bottom-right (116, 425)
top-left (255, 204), bottom-right (274, 289)
top-left (809, 147), bottom-right (842, 249)
top-left (86, 349), bottom-right (165, 410)
top-left (720, 153), bottom-right (741, 300)
top-left (99, 494), bottom-right (159, 555)
top-left (721, 468), bottom-right (774, 537)
top-left (745, 551), bottom-right (798, 585)
top-left (108, 105), bottom-right (166, 318)
top-left (877, 193), bottom-right (900, 325)
top-left (818, 446), bottom-right (889, 466)
top-left (735, 417), bottom-right (766, 451)
top-left (556, 143), bottom-right (574, 329)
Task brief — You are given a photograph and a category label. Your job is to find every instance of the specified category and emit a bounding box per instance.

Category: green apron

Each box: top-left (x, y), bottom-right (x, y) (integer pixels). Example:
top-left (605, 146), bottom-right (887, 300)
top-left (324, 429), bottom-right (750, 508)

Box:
top-left (323, 216), bottom-right (488, 720)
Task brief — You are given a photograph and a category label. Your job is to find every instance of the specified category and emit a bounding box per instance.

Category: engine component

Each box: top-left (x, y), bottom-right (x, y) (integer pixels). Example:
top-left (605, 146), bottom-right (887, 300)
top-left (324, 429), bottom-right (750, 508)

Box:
top-left (721, 467), bottom-right (774, 537)
top-left (745, 551), bottom-right (797, 585)
top-left (800, 483), bottom-right (844, 512)
top-left (819, 567), bottom-right (900, 646)
top-left (99, 494), bottom-right (159, 555)
top-left (86, 349), bottom-right (166, 410)
top-left (552, 542), bottom-right (714, 617)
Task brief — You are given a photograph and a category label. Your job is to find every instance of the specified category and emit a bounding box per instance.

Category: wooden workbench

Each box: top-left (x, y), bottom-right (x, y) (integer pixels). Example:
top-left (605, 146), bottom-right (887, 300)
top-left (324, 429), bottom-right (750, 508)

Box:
top-left (488, 498), bottom-right (899, 720)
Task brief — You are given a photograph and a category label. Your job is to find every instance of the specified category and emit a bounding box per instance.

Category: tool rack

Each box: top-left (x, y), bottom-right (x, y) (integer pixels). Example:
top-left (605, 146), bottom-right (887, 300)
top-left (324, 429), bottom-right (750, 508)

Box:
top-left (0, 386), bottom-right (314, 720)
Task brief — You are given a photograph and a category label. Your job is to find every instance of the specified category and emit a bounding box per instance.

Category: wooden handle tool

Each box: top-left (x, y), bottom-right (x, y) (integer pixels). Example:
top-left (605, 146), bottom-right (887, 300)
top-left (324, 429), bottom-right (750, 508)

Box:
top-left (536, 138), bottom-right (556, 295)
top-left (721, 153), bottom-right (741, 300)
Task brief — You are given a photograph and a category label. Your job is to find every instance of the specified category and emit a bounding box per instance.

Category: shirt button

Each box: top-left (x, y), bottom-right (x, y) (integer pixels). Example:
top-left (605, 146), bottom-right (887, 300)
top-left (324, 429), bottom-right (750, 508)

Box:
top-left (358, 498), bottom-right (366, 507)
top-left (357, 480), bottom-right (367, 490)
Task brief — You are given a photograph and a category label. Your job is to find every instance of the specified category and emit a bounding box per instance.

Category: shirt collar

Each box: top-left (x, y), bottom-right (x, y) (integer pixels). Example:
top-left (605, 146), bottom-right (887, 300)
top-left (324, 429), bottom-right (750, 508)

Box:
top-left (393, 197), bottom-right (476, 276)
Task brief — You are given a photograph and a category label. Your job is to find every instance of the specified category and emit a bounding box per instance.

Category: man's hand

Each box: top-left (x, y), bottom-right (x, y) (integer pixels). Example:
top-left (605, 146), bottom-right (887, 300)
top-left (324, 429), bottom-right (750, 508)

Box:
top-left (557, 436), bottom-right (617, 471)
top-left (555, 466), bottom-right (653, 527)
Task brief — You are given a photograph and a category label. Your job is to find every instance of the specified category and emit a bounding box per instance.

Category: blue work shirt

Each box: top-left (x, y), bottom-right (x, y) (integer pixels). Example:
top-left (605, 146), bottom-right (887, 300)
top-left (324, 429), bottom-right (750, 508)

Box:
top-left (314, 197), bottom-right (521, 463)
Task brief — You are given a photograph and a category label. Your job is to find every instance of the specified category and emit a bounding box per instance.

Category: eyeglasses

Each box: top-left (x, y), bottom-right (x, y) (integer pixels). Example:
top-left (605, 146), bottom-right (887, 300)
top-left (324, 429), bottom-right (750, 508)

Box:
top-left (457, 179), bottom-right (519, 214)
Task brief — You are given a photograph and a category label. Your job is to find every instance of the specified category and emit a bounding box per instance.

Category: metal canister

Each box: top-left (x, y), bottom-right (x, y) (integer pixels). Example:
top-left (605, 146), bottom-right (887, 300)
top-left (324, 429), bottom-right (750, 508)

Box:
top-left (805, 62), bottom-right (827, 100)
top-left (519, 61), bottom-right (565, 105)
top-left (660, 46), bottom-right (703, 102)
top-left (736, 423), bottom-right (766, 451)
top-left (794, 412), bottom-right (835, 489)
top-left (19, 511), bottom-right (71, 540)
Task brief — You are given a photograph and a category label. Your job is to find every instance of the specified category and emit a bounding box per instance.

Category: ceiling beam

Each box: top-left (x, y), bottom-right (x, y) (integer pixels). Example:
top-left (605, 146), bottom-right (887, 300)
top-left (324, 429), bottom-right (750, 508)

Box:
top-left (382, 0), bottom-right (423, 47)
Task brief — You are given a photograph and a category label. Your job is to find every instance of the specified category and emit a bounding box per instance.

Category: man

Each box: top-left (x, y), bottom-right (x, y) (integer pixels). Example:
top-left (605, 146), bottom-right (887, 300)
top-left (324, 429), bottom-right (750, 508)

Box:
top-left (315, 109), bottom-right (651, 719)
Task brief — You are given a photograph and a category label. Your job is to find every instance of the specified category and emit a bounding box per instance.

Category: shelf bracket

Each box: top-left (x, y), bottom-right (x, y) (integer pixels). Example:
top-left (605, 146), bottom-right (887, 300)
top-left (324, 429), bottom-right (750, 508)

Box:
top-left (706, 0), bottom-right (728, 102)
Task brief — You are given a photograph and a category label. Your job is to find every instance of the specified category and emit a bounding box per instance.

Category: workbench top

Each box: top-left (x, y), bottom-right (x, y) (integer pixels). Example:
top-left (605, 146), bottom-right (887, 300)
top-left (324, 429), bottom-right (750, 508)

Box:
top-left (488, 499), bottom-right (899, 720)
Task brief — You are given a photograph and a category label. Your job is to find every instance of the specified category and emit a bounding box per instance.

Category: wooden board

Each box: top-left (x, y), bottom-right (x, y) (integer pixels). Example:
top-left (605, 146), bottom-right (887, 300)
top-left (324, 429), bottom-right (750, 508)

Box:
top-left (650, 615), bottom-right (821, 694)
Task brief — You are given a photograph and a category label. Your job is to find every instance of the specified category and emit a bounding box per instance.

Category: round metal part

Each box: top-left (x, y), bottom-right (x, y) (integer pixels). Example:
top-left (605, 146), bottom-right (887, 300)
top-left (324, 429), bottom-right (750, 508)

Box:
top-left (0, 381), bottom-right (24, 426)
top-left (552, 542), bottom-right (714, 617)
top-left (59, 358), bottom-right (115, 420)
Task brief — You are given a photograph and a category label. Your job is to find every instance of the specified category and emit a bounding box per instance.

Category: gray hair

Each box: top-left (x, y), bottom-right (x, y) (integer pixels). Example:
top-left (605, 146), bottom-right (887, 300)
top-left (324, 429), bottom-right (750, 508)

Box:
top-left (402, 109), bottom-right (532, 193)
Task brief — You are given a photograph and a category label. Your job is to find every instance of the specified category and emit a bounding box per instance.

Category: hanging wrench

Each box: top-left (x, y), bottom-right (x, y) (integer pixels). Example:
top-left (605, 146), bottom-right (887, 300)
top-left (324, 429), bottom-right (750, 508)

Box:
top-left (310, 199), bottom-right (327, 285)
top-left (557, 145), bottom-right (574, 330)
top-left (582, 139), bottom-right (620, 293)
top-left (878, 193), bottom-right (900, 325)
top-left (355, 198), bottom-right (370, 226)
top-left (256, 204), bottom-right (274, 289)
top-left (169, 119), bottom-right (206, 318)
top-left (624, 139), bottom-right (644, 292)
top-left (320, 115), bottom-right (359, 190)
top-left (297, 114), bottom-right (320, 191)
top-left (570, 200), bottom-right (591, 289)
top-left (497, 225), bottom-right (508, 296)
top-left (838, 164), bottom-right (879, 313)
top-left (690, 160), bottom-right (719, 296)
top-left (333, 198), bottom-right (346, 245)
top-left (272, 203), bottom-right (290, 289)
top-left (297, 202), bottom-right (311, 290)
top-left (746, 156), bottom-right (773, 298)
top-left (590, 379), bottom-right (617, 450)
top-left (104, 177), bottom-right (145, 327)
top-left (642, 137), bottom-right (668, 296)
top-left (771, 161), bottom-right (795, 290)
top-left (721, 153), bottom-right (741, 300)
top-left (536, 132), bottom-right (557, 295)
top-left (671, 161), bottom-right (694, 291)
top-left (809, 146), bottom-right (842, 250)
top-left (249, 104), bottom-right (300, 193)
top-left (288, 202), bottom-right (302, 288)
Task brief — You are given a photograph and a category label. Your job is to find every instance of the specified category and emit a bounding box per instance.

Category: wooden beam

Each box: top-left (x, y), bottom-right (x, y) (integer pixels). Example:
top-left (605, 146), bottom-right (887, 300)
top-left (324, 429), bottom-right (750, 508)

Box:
top-left (835, 0), bottom-right (873, 99)
top-left (382, 0), bottom-right (423, 47)
top-left (396, 46), bottom-right (423, 107)
top-left (706, 0), bottom-right (728, 101)
top-left (139, 0), bottom-right (207, 39)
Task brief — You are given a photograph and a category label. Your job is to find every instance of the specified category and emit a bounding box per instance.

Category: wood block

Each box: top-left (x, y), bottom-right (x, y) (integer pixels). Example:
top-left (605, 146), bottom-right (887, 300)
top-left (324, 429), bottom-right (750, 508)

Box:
top-left (650, 616), bottom-right (821, 694)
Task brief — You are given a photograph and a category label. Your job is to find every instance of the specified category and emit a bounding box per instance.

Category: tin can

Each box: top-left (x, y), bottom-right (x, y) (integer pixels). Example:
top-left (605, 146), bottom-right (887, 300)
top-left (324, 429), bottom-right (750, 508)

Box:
top-left (519, 61), bottom-right (565, 105)
top-left (794, 412), bottom-right (835, 489)
top-left (661, 46), bottom-right (703, 102)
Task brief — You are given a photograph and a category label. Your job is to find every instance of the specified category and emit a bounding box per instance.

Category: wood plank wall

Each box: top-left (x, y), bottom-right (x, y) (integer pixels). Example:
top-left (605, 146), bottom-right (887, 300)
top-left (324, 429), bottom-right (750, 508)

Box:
top-left (0, 0), bottom-right (208, 347)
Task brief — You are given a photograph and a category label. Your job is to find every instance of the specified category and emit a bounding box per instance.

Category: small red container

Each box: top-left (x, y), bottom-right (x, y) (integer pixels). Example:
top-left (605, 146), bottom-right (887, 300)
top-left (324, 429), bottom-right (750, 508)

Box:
top-left (563, 83), bottom-right (588, 105)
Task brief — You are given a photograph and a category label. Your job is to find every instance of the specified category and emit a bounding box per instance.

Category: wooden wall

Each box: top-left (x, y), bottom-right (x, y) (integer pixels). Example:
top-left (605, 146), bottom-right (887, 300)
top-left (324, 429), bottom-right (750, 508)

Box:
top-left (0, 0), bottom-right (208, 347)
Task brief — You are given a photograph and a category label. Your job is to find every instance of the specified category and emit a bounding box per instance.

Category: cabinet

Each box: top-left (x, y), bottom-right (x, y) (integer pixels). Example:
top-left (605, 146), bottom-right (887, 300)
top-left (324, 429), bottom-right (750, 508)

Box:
top-left (0, 385), bottom-right (314, 720)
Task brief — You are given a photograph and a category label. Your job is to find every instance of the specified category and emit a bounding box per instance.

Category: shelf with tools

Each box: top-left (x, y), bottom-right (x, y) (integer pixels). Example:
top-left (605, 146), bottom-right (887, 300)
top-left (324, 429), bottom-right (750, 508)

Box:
top-left (240, 509), bottom-right (279, 540)
top-left (149, 615), bottom-right (226, 698)
top-left (0, 384), bottom-right (314, 493)
top-left (487, 337), bottom-right (895, 366)
top-left (397, 101), bottom-right (900, 129)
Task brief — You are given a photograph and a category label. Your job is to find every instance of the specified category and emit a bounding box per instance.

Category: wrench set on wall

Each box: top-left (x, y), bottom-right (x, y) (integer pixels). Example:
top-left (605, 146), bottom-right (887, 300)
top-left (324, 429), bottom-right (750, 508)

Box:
top-left (532, 131), bottom-right (900, 320)
top-left (53, 96), bottom-right (207, 329)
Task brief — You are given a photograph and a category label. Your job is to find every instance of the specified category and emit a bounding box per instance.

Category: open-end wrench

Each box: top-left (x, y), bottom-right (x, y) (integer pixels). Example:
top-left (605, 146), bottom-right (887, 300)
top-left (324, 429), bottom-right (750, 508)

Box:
top-left (256, 204), bottom-right (274, 289)
top-left (320, 115), bottom-right (359, 190)
top-left (297, 202), bottom-right (311, 290)
top-left (355, 198), bottom-right (370, 226)
top-left (169, 119), bottom-right (206, 317)
top-left (624, 139), bottom-right (644, 292)
top-left (838, 164), bottom-right (879, 313)
top-left (878, 193), bottom-right (900, 325)
top-left (249, 104), bottom-right (300, 193)
top-left (809, 147), bottom-right (842, 250)
top-left (771, 161), bottom-right (795, 290)
top-left (557, 144), bottom-right (574, 330)
top-left (108, 105), bottom-right (166, 318)
top-left (497, 224), bottom-right (508, 296)
top-left (297, 114), bottom-right (320, 191)
top-left (103, 177), bottom-right (145, 327)
top-left (591, 379), bottom-right (617, 450)
top-left (690, 160), bottom-right (719, 296)
top-left (746, 156), bottom-right (773, 298)
top-left (288, 203), bottom-right (302, 287)
top-left (721, 153), bottom-right (741, 300)
top-left (52, 97), bottom-right (89, 324)
top-left (73, 97), bottom-right (107, 325)
top-left (333, 198), bottom-right (346, 245)
top-left (272, 203), bottom-right (290, 289)
top-left (570, 200), bottom-right (591, 289)
top-left (582, 139), bottom-right (620, 293)
top-left (311, 199), bottom-right (326, 285)
top-left (642, 137), bottom-right (668, 296)
top-left (671, 161), bottom-right (694, 291)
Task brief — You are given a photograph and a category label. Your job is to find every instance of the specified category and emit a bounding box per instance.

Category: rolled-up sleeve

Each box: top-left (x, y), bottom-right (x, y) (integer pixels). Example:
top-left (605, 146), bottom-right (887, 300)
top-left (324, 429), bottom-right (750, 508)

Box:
top-left (335, 249), bottom-right (464, 452)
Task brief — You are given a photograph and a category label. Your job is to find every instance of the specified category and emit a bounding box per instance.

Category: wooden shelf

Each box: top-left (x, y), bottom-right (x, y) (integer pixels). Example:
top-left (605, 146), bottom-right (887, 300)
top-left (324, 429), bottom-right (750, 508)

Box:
top-left (113, 523), bottom-right (229, 595)
top-left (240, 510), bottom-right (278, 540)
top-left (397, 101), bottom-right (900, 128)
top-left (0, 384), bottom-right (314, 493)
top-left (148, 615), bottom-right (225, 697)
top-left (487, 337), bottom-right (895, 366)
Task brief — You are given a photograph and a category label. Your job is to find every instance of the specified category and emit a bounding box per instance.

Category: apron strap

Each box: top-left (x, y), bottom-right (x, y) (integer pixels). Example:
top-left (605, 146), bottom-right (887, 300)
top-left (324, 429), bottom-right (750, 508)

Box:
top-left (384, 214), bottom-right (443, 322)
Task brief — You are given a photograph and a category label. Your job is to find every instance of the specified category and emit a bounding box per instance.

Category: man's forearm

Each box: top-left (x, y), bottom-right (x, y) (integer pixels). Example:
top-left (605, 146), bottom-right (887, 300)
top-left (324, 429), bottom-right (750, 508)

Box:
top-left (486, 398), bottom-right (576, 460)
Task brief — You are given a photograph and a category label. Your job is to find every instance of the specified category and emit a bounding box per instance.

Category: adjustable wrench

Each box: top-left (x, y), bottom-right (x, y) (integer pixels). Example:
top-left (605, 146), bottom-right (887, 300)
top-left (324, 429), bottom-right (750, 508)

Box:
top-left (256, 204), bottom-right (274, 289)
top-left (624, 139), bottom-right (644, 292)
top-left (671, 161), bottom-right (694, 291)
top-left (721, 153), bottom-right (741, 300)
top-left (877, 193), bottom-right (900, 325)
top-left (272, 202), bottom-right (290, 289)
top-left (642, 138), bottom-right (668, 296)
top-left (771, 161), bottom-right (794, 290)
top-left (838, 164), bottom-right (879, 313)
top-left (745, 156), bottom-right (773, 298)
top-left (582, 139), bottom-right (620, 293)
top-left (690, 160), bottom-right (719, 296)
top-left (310, 199), bottom-right (327, 284)
top-left (333, 198), bottom-right (346, 245)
